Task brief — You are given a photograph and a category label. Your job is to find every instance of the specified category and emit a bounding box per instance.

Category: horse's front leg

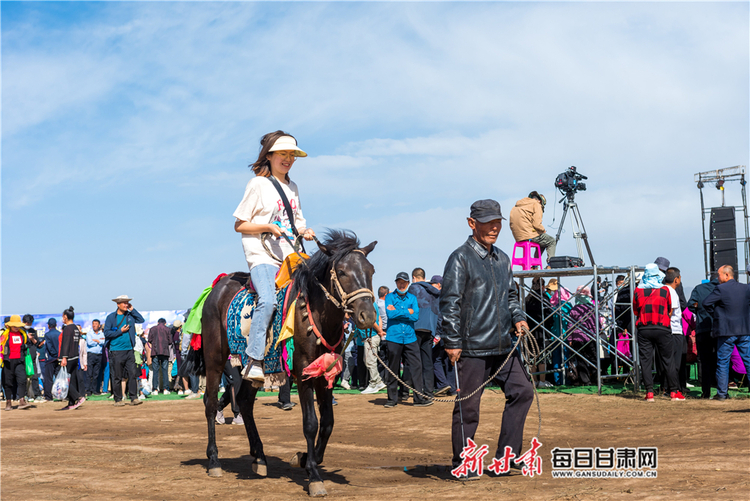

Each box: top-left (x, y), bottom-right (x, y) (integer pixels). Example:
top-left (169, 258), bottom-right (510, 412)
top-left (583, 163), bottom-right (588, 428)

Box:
top-left (313, 378), bottom-right (335, 465)
top-left (237, 381), bottom-right (267, 476)
top-left (295, 378), bottom-right (327, 497)
top-left (204, 365), bottom-right (222, 477)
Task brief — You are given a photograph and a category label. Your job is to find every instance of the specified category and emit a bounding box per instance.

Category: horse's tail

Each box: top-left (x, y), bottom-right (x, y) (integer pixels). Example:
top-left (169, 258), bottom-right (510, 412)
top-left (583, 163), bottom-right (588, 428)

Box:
top-left (178, 347), bottom-right (206, 378)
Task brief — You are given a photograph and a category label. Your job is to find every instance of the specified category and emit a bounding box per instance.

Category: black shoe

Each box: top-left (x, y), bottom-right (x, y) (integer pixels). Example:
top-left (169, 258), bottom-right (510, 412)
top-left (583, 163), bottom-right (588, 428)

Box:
top-left (383, 401), bottom-right (396, 408)
top-left (712, 395), bottom-right (728, 401)
top-left (486, 460), bottom-right (523, 477)
top-left (413, 400), bottom-right (434, 407)
top-left (455, 470), bottom-right (481, 481)
top-left (434, 386), bottom-right (452, 397)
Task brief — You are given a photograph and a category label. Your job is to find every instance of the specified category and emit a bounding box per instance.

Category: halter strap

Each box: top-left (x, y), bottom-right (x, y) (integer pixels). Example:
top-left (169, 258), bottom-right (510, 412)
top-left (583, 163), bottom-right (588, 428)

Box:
top-left (319, 266), bottom-right (374, 314)
top-left (305, 299), bottom-right (345, 352)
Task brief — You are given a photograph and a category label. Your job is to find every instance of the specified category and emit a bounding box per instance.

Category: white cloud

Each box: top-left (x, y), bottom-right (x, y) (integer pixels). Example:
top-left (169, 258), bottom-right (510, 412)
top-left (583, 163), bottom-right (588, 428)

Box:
top-left (1, 2), bottom-right (747, 313)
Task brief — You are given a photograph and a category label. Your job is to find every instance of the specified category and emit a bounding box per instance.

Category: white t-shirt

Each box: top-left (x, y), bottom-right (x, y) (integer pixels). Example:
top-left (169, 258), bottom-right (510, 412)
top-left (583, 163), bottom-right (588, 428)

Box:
top-left (233, 176), bottom-right (307, 271)
top-left (667, 286), bottom-right (682, 335)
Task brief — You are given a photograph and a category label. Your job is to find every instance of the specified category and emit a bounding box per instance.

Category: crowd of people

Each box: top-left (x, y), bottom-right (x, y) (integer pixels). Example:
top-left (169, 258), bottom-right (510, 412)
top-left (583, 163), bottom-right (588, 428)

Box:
top-left (2, 261), bottom-right (749, 413)
top-left (2, 261), bottom-right (748, 414)
top-left (0, 296), bottom-right (210, 411)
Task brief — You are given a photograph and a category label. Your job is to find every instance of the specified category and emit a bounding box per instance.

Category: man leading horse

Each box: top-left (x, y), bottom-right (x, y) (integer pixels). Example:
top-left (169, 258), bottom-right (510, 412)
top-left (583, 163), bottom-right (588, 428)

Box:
top-left (440, 199), bottom-right (534, 479)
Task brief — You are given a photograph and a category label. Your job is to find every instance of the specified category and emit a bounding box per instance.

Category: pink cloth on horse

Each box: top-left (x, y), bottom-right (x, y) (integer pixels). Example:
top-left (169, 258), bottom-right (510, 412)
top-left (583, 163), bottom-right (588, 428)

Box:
top-left (301, 352), bottom-right (343, 389)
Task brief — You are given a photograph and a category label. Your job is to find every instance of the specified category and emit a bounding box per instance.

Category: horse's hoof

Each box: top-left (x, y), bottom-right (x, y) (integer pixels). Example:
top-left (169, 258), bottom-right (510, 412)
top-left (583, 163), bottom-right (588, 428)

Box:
top-left (207, 467), bottom-right (223, 477)
top-left (308, 481), bottom-right (327, 497)
top-left (252, 461), bottom-right (267, 477)
top-left (290, 452), bottom-right (305, 468)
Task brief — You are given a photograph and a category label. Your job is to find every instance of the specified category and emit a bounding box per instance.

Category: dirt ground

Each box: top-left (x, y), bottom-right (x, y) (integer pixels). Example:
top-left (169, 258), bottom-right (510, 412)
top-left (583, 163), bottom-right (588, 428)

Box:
top-left (2, 391), bottom-right (749, 501)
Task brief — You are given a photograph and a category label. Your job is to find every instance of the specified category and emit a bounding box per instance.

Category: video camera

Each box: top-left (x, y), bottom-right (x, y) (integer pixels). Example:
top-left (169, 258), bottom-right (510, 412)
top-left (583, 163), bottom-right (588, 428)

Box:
top-left (554, 166), bottom-right (587, 196)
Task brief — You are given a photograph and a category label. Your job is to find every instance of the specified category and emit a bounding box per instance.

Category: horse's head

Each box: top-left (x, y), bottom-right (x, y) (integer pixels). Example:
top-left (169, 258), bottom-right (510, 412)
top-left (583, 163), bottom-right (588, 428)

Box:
top-left (317, 237), bottom-right (378, 330)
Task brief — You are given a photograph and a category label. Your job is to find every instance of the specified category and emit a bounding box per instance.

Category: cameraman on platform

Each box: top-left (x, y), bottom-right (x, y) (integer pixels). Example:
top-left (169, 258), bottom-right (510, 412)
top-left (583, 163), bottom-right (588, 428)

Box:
top-left (509, 191), bottom-right (555, 263)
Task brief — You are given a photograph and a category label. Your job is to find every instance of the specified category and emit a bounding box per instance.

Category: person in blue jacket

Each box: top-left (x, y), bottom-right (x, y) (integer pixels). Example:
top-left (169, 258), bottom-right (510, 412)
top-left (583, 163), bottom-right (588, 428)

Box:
top-left (42, 318), bottom-right (61, 402)
top-left (408, 267), bottom-right (441, 397)
top-left (104, 295), bottom-right (145, 406)
top-left (702, 265), bottom-right (750, 401)
top-left (383, 272), bottom-right (433, 408)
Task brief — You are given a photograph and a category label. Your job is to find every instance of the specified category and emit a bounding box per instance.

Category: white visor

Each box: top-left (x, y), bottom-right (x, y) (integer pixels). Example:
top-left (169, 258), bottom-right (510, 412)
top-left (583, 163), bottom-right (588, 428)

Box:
top-left (268, 135), bottom-right (307, 157)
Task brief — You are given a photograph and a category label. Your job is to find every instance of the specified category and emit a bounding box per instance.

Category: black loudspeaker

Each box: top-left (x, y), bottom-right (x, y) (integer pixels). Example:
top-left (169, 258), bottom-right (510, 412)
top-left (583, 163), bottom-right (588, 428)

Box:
top-left (710, 207), bottom-right (738, 274)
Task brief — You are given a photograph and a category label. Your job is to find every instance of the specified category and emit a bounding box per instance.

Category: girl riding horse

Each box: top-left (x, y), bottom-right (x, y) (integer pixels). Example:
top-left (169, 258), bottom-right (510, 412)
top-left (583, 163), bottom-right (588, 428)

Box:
top-left (232, 131), bottom-right (315, 382)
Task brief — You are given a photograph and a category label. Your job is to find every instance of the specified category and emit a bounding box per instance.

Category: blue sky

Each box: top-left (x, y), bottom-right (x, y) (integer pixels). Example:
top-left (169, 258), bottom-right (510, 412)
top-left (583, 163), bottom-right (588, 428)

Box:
top-left (2, 1), bottom-right (748, 315)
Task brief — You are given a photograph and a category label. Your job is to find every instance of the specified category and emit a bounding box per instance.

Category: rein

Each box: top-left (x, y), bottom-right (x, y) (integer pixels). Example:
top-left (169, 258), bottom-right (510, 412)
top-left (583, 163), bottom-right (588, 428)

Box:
top-left (367, 325), bottom-right (542, 438)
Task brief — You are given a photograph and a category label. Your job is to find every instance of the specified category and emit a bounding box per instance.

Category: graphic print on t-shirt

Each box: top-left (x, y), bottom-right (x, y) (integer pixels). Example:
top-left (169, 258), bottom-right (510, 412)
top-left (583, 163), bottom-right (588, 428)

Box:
top-left (272, 197), bottom-right (297, 237)
top-left (9, 334), bottom-right (23, 359)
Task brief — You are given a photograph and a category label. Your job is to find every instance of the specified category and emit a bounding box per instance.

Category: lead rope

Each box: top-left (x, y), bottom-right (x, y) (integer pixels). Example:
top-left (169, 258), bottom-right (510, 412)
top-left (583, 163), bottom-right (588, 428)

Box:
top-left (366, 325), bottom-right (542, 438)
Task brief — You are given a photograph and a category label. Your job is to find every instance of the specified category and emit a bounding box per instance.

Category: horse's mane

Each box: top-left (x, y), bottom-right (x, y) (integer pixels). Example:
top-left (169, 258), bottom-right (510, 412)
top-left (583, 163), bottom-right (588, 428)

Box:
top-left (290, 230), bottom-right (361, 300)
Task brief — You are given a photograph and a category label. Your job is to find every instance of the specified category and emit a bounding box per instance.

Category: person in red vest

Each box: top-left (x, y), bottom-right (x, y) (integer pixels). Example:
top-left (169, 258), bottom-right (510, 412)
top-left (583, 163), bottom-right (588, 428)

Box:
top-left (1, 315), bottom-right (31, 410)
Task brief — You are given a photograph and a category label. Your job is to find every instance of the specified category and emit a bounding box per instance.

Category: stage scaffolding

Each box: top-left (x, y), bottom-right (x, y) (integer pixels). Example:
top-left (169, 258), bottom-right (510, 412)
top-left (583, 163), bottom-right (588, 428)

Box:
top-left (695, 165), bottom-right (749, 282)
top-left (514, 265), bottom-right (645, 395)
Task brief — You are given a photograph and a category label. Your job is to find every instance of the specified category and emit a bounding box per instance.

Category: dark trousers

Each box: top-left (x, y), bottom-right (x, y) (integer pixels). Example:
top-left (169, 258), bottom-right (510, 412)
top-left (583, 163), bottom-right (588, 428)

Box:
top-left (110, 349), bottom-right (138, 402)
top-left (43, 360), bottom-right (59, 401)
top-left (27, 365), bottom-right (40, 399)
top-left (415, 330), bottom-right (435, 395)
top-left (356, 346), bottom-right (368, 389)
top-left (638, 326), bottom-right (678, 393)
top-left (66, 363), bottom-right (83, 405)
top-left (696, 332), bottom-right (716, 397)
top-left (433, 344), bottom-right (455, 392)
top-left (570, 340), bottom-right (597, 385)
top-left (86, 353), bottom-right (102, 395)
top-left (3, 359), bottom-right (27, 400)
top-left (671, 335), bottom-right (688, 393)
top-left (278, 376), bottom-right (291, 405)
top-left (189, 373), bottom-right (200, 393)
top-left (385, 340), bottom-right (427, 404)
top-left (451, 351), bottom-right (534, 466)
top-left (151, 355), bottom-right (169, 392)
top-left (218, 361), bottom-right (242, 416)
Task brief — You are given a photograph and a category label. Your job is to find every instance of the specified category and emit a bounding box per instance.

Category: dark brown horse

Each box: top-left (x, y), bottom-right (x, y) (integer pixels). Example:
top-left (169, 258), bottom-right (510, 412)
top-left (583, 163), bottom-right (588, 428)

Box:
top-left (192, 231), bottom-right (377, 497)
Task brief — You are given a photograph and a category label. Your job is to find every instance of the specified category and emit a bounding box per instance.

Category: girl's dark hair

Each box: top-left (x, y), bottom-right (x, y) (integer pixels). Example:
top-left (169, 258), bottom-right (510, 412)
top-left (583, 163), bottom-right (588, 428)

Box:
top-left (62, 306), bottom-right (75, 321)
top-left (250, 130), bottom-right (294, 181)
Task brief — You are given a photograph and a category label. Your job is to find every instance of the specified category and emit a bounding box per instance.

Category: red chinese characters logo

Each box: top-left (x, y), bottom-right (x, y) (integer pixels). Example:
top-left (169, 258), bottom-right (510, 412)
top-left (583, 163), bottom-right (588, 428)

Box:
top-left (452, 437), bottom-right (543, 479)
top-left (451, 438), bottom-right (489, 478)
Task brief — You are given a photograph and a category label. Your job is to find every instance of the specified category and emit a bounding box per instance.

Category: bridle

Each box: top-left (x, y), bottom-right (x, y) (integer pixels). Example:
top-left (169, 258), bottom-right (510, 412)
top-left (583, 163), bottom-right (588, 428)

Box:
top-left (261, 231), bottom-right (374, 314)
top-left (316, 249), bottom-right (374, 314)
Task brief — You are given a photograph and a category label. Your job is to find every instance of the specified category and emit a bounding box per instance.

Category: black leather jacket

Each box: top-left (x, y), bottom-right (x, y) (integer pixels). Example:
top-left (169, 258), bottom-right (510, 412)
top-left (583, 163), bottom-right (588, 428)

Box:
top-left (440, 237), bottom-right (525, 356)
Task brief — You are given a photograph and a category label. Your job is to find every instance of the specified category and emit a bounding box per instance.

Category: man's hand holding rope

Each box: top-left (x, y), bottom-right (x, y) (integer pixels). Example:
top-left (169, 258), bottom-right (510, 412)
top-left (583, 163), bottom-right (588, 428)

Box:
top-left (446, 320), bottom-right (529, 364)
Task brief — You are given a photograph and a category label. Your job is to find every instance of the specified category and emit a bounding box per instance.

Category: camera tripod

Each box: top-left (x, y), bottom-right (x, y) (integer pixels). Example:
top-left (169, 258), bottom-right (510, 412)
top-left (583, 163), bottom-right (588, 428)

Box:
top-left (554, 192), bottom-right (595, 266)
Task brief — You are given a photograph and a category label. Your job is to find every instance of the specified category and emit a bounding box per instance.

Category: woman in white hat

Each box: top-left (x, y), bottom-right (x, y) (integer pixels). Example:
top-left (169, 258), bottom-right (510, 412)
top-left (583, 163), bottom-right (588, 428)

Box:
top-left (1, 315), bottom-right (31, 410)
top-left (233, 131), bottom-right (315, 381)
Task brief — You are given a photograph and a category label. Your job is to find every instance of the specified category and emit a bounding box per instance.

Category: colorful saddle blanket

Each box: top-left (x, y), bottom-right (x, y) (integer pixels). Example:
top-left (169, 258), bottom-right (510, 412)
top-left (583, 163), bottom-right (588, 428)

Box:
top-left (226, 285), bottom-right (290, 374)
